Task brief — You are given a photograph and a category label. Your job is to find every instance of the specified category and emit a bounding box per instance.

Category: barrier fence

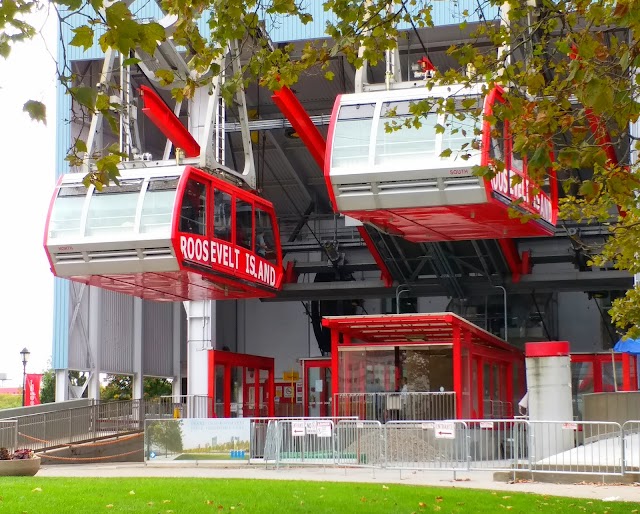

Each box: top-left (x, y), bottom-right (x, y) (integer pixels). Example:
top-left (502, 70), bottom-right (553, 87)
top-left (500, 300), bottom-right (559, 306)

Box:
top-left (247, 418), bottom-right (640, 476)
top-left (334, 392), bottom-right (456, 422)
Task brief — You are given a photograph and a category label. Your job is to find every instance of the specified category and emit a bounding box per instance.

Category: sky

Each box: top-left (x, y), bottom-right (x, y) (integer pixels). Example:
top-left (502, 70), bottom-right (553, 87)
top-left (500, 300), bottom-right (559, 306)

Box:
top-left (0, 9), bottom-right (57, 385)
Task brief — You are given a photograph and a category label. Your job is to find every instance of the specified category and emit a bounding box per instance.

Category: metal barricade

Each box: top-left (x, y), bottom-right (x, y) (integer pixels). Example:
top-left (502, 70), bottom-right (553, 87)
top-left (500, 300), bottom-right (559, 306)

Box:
top-left (0, 420), bottom-right (18, 451)
top-left (464, 419), bottom-right (529, 472)
top-left (527, 420), bottom-right (623, 475)
top-left (334, 392), bottom-right (456, 421)
top-left (271, 419), bottom-right (335, 467)
top-left (622, 420), bottom-right (640, 473)
top-left (334, 420), bottom-right (383, 468)
top-left (384, 420), bottom-right (469, 471)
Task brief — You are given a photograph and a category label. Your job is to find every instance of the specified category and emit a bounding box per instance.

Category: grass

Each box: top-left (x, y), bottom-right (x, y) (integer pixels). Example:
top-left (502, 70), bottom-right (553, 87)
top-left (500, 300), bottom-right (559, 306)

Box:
top-left (0, 394), bottom-right (21, 410)
top-left (0, 478), bottom-right (634, 513)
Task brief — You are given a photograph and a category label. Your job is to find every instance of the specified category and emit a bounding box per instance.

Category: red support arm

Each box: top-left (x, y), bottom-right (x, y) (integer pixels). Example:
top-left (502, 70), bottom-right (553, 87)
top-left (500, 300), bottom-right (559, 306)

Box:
top-left (357, 226), bottom-right (394, 287)
top-left (139, 85), bottom-right (200, 158)
top-left (271, 86), bottom-right (326, 170)
top-left (498, 239), bottom-right (526, 283)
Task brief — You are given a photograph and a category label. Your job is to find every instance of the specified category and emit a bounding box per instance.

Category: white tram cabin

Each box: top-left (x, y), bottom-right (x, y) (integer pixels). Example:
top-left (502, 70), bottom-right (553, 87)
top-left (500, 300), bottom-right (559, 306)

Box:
top-left (324, 83), bottom-right (558, 242)
top-left (44, 165), bottom-right (284, 301)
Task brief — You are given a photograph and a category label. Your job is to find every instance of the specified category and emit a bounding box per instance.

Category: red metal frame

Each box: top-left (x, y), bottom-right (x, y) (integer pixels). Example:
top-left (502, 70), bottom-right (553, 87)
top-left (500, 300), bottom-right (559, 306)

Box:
top-left (139, 85), bottom-right (201, 158)
top-left (207, 349), bottom-right (275, 418)
top-left (571, 352), bottom-right (638, 393)
top-left (323, 313), bottom-right (524, 419)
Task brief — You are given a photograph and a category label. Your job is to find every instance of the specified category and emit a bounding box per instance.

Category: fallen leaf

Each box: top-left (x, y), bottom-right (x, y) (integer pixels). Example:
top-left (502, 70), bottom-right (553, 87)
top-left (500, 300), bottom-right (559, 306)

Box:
top-left (147, 502), bottom-right (154, 506)
top-left (230, 507), bottom-right (235, 511)
top-left (502, 496), bottom-right (511, 499)
top-left (382, 485), bottom-right (389, 490)
top-left (106, 505), bottom-right (113, 509)
top-left (361, 497), bottom-right (367, 502)
top-left (32, 488), bottom-right (42, 493)
top-left (434, 506), bottom-right (441, 512)
top-left (435, 496), bottom-right (443, 502)
top-left (129, 491), bottom-right (135, 495)
top-left (163, 500), bottom-right (171, 504)
top-left (206, 501), bottom-right (214, 505)
top-left (419, 502), bottom-right (426, 508)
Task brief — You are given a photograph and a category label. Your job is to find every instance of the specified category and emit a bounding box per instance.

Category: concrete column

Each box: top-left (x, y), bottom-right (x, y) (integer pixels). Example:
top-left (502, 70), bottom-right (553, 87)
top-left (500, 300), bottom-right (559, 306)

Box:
top-left (86, 287), bottom-right (102, 400)
top-left (54, 369), bottom-right (69, 402)
top-left (131, 298), bottom-right (144, 400)
top-left (184, 300), bottom-right (214, 396)
top-left (172, 302), bottom-right (182, 398)
top-left (525, 341), bottom-right (574, 461)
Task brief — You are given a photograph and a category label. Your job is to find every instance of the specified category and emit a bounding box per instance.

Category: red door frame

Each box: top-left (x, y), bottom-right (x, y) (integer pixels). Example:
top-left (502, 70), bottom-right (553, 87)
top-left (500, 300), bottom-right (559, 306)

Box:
top-left (207, 349), bottom-right (275, 417)
top-left (301, 357), bottom-right (332, 417)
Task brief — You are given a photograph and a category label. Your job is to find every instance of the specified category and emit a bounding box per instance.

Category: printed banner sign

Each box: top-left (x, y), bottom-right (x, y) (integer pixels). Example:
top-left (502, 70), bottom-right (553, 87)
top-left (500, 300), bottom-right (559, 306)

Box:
top-left (25, 374), bottom-right (42, 406)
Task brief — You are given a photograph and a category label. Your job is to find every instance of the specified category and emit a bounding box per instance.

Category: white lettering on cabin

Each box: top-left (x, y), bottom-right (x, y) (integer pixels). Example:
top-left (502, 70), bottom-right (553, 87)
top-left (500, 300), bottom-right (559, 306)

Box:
top-left (490, 169), bottom-right (553, 223)
top-left (179, 235), bottom-right (277, 287)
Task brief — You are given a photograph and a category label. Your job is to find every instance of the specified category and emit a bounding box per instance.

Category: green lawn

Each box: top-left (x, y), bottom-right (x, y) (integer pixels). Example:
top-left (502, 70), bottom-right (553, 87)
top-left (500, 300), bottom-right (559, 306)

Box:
top-left (0, 478), bottom-right (634, 513)
top-left (0, 394), bottom-right (21, 410)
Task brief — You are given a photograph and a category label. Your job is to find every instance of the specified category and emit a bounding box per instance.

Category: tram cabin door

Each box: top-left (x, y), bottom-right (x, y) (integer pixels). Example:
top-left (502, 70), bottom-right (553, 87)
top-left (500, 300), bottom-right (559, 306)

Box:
top-left (302, 358), bottom-right (332, 417)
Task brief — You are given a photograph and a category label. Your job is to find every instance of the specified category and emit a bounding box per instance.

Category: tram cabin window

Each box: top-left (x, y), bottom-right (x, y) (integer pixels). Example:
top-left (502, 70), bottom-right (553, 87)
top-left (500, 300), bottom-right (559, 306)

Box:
top-left (332, 103), bottom-right (375, 168)
top-left (489, 120), bottom-right (505, 162)
top-left (255, 207), bottom-right (276, 262)
top-left (49, 185), bottom-right (88, 239)
top-left (213, 189), bottom-right (232, 242)
top-left (375, 100), bottom-right (438, 165)
top-left (139, 177), bottom-right (179, 235)
top-left (441, 111), bottom-right (478, 157)
top-left (235, 199), bottom-right (253, 251)
top-left (86, 180), bottom-right (142, 237)
top-left (180, 179), bottom-right (206, 235)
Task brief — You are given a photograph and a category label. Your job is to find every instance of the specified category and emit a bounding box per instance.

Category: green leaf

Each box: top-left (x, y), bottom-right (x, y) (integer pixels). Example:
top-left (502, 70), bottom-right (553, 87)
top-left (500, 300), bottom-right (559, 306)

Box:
top-left (70, 26), bottom-right (94, 51)
top-left (584, 77), bottom-right (614, 113)
top-left (74, 139), bottom-right (87, 153)
top-left (325, 71), bottom-right (335, 81)
top-left (70, 86), bottom-right (97, 110)
top-left (22, 100), bottom-right (46, 124)
top-left (440, 148), bottom-right (453, 158)
top-left (95, 93), bottom-right (110, 111)
top-left (122, 57), bottom-right (141, 67)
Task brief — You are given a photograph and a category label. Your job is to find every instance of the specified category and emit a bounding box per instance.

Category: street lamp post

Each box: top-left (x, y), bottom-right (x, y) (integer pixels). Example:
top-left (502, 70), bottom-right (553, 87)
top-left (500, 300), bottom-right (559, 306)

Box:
top-left (20, 347), bottom-right (30, 407)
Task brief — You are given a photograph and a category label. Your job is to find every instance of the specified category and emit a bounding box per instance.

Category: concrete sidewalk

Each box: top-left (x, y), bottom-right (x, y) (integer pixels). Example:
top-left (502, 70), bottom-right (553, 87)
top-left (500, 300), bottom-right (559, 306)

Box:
top-left (36, 462), bottom-right (640, 502)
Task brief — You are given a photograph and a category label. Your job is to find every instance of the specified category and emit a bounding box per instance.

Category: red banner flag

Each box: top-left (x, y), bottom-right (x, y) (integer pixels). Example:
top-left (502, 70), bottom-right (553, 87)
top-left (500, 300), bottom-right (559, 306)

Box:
top-left (25, 374), bottom-right (42, 406)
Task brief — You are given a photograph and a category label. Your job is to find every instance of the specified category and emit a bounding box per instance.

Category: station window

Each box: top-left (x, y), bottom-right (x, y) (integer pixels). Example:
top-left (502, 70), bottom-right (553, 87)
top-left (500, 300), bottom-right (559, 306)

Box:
top-left (179, 179), bottom-right (206, 235)
top-left (85, 180), bottom-right (142, 236)
top-left (213, 189), bottom-right (232, 242)
top-left (375, 100), bottom-right (437, 165)
top-left (254, 207), bottom-right (277, 263)
top-left (139, 177), bottom-right (179, 235)
top-left (332, 103), bottom-right (375, 168)
top-left (235, 198), bottom-right (253, 250)
top-left (48, 185), bottom-right (88, 239)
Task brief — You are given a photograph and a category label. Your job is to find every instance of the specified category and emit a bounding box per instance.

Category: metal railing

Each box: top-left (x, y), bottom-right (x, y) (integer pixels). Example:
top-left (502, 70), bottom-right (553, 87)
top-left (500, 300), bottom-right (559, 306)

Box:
top-left (1, 396), bottom-right (212, 452)
top-left (0, 420), bottom-right (18, 451)
top-left (250, 418), bottom-right (640, 477)
top-left (334, 392), bottom-right (456, 422)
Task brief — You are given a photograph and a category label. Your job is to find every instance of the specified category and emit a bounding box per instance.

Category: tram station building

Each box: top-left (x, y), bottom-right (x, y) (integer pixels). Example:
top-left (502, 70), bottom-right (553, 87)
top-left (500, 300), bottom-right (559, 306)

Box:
top-left (47, 1), bottom-right (636, 418)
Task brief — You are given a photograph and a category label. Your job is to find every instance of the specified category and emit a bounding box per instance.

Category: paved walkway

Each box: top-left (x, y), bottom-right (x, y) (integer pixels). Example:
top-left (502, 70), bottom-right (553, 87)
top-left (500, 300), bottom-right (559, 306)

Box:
top-left (36, 463), bottom-right (640, 502)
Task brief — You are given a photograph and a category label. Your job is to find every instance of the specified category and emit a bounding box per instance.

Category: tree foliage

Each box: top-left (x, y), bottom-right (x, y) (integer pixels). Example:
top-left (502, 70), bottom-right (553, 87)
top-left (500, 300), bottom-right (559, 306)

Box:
top-left (147, 420), bottom-right (183, 454)
top-left (100, 375), bottom-right (172, 401)
top-left (5, 0), bottom-right (640, 333)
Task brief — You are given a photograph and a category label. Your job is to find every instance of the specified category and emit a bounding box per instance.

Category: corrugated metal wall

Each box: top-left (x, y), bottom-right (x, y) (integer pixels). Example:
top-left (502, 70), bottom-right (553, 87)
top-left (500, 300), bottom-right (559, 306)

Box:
top-left (142, 301), bottom-right (174, 376)
top-left (99, 291), bottom-right (134, 373)
top-left (66, 283), bottom-right (90, 370)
